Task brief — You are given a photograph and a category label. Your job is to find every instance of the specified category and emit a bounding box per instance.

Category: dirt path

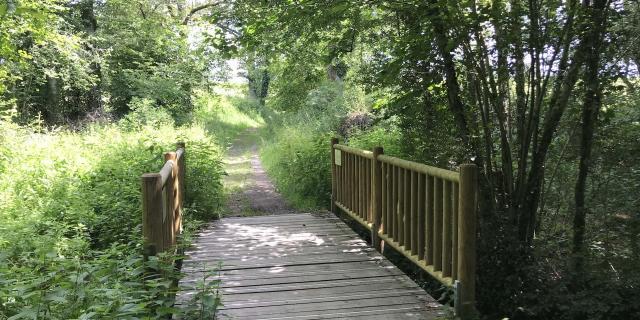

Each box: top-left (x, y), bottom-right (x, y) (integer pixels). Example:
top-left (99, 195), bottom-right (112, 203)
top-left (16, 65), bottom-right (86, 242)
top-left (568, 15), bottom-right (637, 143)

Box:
top-left (222, 128), bottom-right (293, 216)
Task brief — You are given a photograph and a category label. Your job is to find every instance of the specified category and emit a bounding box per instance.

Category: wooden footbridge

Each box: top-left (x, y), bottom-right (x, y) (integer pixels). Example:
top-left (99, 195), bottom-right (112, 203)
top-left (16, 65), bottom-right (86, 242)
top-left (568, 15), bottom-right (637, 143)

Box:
top-left (141, 139), bottom-right (478, 319)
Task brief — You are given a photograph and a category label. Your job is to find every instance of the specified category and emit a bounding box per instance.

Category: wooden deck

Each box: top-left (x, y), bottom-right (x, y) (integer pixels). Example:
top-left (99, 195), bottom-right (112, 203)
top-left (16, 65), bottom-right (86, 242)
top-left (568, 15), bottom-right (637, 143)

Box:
top-left (178, 212), bottom-right (444, 319)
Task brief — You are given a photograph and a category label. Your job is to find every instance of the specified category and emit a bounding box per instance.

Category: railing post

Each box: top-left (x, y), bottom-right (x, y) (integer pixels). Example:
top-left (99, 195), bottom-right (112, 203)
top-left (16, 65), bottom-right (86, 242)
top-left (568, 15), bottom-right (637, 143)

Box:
top-left (164, 152), bottom-right (177, 250)
top-left (330, 138), bottom-right (339, 214)
top-left (371, 147), bottom-right (384, 251)
top-left (176, 141), bottom-right (187, 206)
top-left (142, 173), bottom-right (163, 257)
top-left (457, 164), bottom-right (477, 318)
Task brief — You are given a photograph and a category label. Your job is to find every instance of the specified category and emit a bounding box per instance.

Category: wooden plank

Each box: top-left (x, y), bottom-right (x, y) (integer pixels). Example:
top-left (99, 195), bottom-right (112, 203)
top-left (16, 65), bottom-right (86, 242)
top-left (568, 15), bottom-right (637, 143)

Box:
top-left (182, 255), bottom-right (385, 272)
top-left (188, 235), bottom-right (363, 249)
top-left (218, 294), bottom-right (430, 318)
top-left (182, 264), bottom-right (404, 286)
top-left (182, 259), bottom-right (398, 279)
top-left (218, 213), bottom-right (336, 224)
top-left (178, 212), bottom-right (443, 319)
top-left (219, 288), bottom-right (427, 309)
top-left (183, 269), bottom-right (406, 289)
top-left (220, 305), bottom-right (439, 320)
top-left (186, 240), bottom-right (368, 254)
top-left (180, 280), bottom-right (423, 304)
top-left (185, 246), bottom-right (377, 262)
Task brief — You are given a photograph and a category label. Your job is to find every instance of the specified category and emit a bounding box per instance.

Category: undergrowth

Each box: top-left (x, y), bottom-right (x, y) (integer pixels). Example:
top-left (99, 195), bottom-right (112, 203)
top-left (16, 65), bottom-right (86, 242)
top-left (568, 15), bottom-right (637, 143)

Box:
top-left (0, 95), bottom-right (225, 318)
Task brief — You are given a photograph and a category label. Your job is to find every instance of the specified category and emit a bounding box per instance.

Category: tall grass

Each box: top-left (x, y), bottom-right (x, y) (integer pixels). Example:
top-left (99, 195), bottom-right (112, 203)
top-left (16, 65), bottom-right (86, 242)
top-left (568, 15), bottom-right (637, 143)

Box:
top-left (260, 81), bottom-right (371, 209)
top-left (0, 97), bottom-right (225, 318)
top-left (194, 88), bottom-right (264, 147)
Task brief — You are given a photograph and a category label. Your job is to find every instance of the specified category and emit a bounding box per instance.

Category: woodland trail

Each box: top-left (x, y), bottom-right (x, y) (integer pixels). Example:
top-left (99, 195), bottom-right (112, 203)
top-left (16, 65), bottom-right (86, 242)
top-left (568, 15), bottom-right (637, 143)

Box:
top-left (222, 128), bottom-right (293, 216)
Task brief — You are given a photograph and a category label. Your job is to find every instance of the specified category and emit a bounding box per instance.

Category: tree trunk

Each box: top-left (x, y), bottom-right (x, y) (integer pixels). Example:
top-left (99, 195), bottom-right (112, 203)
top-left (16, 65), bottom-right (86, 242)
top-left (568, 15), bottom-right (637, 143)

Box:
top-left (573, 0), bottom-right (609, 276)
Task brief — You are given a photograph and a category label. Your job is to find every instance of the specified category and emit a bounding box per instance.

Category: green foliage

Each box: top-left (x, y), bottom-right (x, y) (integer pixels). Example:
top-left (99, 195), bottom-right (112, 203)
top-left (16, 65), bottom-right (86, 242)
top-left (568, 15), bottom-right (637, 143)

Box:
top-left (0, 117), bottom-right (224, 318)
top-left (193, 88), bottom-right (264, 146)
top-left (261, 127), bottom-right (333, 209)
top-left (348, 123), bottom-right (403, 157)
top-left (260, 81), bottom-right (366, 209)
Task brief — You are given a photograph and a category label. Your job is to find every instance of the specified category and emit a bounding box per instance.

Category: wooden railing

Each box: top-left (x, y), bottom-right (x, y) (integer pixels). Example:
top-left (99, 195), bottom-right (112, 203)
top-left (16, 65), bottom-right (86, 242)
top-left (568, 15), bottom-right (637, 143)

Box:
top-left (142, 142), bottom-right (186, 258)
top-left (330, 138), bottom-right (477, 318)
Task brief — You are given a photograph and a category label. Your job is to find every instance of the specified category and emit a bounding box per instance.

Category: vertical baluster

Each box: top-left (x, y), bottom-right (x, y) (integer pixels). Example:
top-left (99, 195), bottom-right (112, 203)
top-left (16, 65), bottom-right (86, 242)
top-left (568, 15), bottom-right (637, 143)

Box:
top-left (452, 182), bottom-right (459, 280)
top-left (331, 139), bottom-right (338, 214)
top-left (392, 165), bottom-right (399, 240)
top-left (397, 167), bottom-right (404, 246)
top-left (403, 168), bottom-right (411, 251)
top-left (402, 169), bottom-right (411, 252)
top-left (442, 180), bottom-right (452, 277)
top-left (366, 158), bottom-right (371, 222)
top-left (388, 164), bottom-right (394, 238)
top-left (425, 175), bottom-right (434, 265)
top-left (417, 173), bottom-right (426, 260)
top-left (381, 163), bottom-right (387, 234)
top-left (411, 171), bottom-right (418, 255)
top-left (433, 177), bottom-right (443, 271)
top-left (359, 156), bottom-right (363, 219)
top-left (351, 154), bottom-right (355, 212)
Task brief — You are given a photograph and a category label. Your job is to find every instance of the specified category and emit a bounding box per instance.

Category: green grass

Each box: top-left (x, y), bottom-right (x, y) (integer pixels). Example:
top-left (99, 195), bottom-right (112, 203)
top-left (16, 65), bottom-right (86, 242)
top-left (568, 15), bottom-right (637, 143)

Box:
top-left (194, 88), bottom-right (264, 148)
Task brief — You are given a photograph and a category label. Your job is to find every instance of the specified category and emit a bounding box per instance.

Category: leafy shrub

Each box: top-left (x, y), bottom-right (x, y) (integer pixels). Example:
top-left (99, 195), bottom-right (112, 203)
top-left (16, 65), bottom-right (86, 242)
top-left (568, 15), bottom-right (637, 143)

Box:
top-left (261, 127), bottom-right (333, 209)
top-left (260, 81), bottom-right (370, 210)
top-left (0, 117), bottom-right (224, 318)
top-left (348, 123), bottom-right (404, 157)
top-left (119, 97), bottom-right (175, 130)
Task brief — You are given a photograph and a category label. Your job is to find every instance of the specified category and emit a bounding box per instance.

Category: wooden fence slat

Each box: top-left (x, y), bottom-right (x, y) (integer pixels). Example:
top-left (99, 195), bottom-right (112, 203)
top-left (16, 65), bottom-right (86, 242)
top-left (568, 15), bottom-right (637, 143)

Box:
top-left (442, 180), bottom-right (452, 277)
top-left (397, 167), bottom-right (404, 246)
top-left (403, 169), bottom-right (410, 251)
top-left (388, 164), bottom-right (394, 238)
top-left (372, 147), bottom-right (383, 250)
top-left (425, 175), bottom-right (434, 265)
top-left (417, 173), bottom-right (425, 260)
top-left (331, 138), bottom-right (338, 214)
top-left (433, 177), bottom-right (443, 271)
top-left (392, 165), bottom-right (399, 240)
top-left (366, 158), bottom-right (372, 222)
top-left (327, 144), bottom-right (478, 318)
top-left (411, 171), bottom-right (418, 256)
top-left (381, 163), bottom-right (387, 234)
top-left (350, 154), bottom-right (355, 212)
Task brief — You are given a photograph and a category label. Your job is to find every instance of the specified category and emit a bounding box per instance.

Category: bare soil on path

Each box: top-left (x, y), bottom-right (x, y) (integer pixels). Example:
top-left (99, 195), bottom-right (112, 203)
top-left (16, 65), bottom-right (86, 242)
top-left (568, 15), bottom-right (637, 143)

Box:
top-left (222, 128), bottom-right (293, 216)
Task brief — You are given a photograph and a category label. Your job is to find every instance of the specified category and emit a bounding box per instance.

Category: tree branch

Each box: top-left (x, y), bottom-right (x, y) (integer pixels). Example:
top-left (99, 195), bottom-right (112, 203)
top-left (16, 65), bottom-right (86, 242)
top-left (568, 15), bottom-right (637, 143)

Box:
top-left (182, 1), bottom-right (221, 25)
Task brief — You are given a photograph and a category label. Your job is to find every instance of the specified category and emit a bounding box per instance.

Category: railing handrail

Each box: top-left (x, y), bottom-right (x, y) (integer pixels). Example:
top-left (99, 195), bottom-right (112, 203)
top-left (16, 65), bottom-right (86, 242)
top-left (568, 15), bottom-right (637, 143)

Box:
top-left (330, 138), bottom-right (477, 318)
top-left (142, 142), bottom-right (186, 258)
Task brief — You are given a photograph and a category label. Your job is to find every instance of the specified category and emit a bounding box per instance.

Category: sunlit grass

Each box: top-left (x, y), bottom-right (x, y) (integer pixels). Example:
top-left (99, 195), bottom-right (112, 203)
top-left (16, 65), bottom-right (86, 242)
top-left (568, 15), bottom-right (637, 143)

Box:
top-left (194, 88), bottom-right (264, 147)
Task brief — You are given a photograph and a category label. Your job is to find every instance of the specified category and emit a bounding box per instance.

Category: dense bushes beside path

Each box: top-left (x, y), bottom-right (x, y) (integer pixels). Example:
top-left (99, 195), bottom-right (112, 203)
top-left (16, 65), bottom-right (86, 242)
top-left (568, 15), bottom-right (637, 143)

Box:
top-left (0, 107), bottom-right (224, 318)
